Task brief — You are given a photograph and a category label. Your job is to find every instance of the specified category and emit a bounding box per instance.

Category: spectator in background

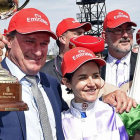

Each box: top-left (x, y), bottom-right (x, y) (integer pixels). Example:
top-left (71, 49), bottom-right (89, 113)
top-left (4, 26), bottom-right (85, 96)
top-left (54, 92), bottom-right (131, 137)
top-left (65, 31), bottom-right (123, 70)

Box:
top-left (101, 9), bottom-right (140, 140)
top-left (101, 9), bottom-right (137, 88)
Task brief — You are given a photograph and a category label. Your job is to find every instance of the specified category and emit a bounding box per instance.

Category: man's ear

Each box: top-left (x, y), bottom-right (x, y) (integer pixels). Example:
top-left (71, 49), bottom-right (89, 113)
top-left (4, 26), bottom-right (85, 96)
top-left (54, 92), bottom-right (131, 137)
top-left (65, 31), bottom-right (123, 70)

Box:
top-left (62, 78), bottom-right (71, 89)
top-left (101, 31), bottom-right (105, 40)
top-left (101, 31), bottom-right (108, 44)
top-left (6, 41), bottom-right (12, 49)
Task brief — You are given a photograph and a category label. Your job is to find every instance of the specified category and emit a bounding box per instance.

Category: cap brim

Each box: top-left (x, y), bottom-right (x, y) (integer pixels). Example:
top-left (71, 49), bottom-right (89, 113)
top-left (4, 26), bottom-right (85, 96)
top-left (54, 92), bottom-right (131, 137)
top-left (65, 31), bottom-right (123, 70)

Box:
top-left (108, 21), bottom-right (137, 29)
top-left (69, 22), bottom-right (92, 32)
top-left (79, 22), bottom-right (92, 32)
top-left (68, 57), bottom-right (106, 74)
top-left (16, 27), bottom-right (57, 40)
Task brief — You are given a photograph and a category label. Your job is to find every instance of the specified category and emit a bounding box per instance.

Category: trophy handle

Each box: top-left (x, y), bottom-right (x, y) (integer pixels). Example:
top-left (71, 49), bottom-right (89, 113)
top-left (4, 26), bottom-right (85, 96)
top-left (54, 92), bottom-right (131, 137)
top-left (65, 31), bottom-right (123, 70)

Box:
top-left (17, 0), bottom-right (30, 11)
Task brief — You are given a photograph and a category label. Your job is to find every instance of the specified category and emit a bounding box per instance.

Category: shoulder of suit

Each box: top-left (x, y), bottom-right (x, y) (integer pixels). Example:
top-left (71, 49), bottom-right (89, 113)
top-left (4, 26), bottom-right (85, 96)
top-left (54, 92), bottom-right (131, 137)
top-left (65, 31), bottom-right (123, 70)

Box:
top-left (40, 58), bottom-right (55, 73)
top-left (44, 58), bottom-right (55, 66)
top-left (40, 71), bottom-right (57, 81)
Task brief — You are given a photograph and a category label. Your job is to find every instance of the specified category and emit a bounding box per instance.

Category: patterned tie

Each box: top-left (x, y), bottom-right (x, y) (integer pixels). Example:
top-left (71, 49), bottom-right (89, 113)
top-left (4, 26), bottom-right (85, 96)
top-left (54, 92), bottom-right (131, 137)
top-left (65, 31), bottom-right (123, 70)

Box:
top-left (116, 60), bottom-right (125, 87)
top-left (25, 75), bottom-right (53, 140)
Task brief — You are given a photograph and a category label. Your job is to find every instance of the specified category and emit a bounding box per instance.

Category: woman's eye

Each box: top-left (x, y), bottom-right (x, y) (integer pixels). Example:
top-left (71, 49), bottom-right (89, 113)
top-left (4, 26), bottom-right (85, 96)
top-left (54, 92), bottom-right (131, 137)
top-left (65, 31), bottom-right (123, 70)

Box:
top-left (93, 74), bottom-right (100, 78)
top-left (79, 76), bottom-right (87, 80)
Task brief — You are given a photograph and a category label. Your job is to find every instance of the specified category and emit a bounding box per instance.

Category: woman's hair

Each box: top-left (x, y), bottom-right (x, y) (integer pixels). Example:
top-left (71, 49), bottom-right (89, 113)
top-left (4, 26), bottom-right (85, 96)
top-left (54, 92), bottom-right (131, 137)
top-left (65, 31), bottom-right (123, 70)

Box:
top-left (64, 72), bottom-right (74, 94)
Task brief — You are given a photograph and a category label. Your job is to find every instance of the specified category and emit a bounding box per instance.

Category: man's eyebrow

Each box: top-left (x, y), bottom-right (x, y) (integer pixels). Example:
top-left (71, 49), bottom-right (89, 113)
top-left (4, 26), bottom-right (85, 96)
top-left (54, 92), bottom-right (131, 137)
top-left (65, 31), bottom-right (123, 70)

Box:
top-left (23, 37), bottom-right (36, 40)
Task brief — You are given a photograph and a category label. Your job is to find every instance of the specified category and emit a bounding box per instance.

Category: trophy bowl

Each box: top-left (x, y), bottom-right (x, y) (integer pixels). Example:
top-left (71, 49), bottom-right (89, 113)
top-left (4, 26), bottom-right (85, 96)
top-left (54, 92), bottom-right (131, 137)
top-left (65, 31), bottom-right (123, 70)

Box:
top-left (0, 0), bottom-right (30, 111)
top-left (0, 0), bottom-right (30, 20)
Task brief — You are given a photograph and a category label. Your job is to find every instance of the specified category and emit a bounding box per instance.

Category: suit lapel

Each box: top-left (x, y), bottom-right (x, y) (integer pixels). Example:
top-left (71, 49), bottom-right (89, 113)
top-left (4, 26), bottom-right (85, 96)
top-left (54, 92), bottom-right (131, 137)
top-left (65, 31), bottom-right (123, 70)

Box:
top-left (40, 72), bottom-right (61, 115)
top-left (101, 52), bottom-right (137, 81)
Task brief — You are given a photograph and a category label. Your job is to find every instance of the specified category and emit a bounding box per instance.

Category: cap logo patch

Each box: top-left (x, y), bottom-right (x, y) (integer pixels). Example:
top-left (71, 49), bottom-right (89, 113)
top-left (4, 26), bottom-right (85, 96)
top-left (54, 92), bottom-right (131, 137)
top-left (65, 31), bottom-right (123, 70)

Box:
top-left (114, 12), bottom-right (128, 19)
top-left (72, 50), bottom-right (93, 60)
top-left (27, 14), bottom-right (48, 25)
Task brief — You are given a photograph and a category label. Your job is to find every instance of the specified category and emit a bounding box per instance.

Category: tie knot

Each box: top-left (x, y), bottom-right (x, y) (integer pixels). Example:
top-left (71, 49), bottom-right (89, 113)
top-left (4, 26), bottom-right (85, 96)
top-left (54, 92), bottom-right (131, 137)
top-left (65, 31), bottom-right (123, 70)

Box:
top-left (116, 60), bottom-right (121, 65)
top-left (25, 75), bottom-right (37, 86)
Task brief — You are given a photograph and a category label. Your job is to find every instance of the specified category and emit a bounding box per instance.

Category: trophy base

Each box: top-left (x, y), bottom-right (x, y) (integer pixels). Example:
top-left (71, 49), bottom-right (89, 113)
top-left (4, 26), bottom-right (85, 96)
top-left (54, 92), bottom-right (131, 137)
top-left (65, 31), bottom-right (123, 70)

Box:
top-left (0, 82), bottom-right (29, 111)
top-left (0, 101), bottom-right (28, 111)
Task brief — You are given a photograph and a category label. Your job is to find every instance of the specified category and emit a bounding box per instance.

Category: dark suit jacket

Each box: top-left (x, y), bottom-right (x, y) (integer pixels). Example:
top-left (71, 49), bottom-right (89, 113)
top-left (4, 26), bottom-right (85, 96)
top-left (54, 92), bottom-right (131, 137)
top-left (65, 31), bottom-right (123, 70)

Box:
top-left (40, 55), bottom-right (62, 83)
top-left (101, 52), bottom-right (137, 81)
top-left (0, 58), bottom-right (68, 140)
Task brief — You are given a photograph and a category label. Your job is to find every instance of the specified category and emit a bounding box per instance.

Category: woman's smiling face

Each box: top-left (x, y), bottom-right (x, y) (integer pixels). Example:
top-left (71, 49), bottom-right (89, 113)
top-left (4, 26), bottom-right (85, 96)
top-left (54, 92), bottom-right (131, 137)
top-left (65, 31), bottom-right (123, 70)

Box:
top-left (69, 61), bottom-right (101, 103)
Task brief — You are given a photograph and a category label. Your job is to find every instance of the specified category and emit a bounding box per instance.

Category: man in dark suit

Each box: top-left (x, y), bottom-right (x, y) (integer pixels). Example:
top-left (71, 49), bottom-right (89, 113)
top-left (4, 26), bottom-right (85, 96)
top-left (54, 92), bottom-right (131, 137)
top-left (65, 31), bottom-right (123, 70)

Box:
top-left (0, 8), bottom-right (68, 140)
top-left (101, 9), bottom-right (137, 87)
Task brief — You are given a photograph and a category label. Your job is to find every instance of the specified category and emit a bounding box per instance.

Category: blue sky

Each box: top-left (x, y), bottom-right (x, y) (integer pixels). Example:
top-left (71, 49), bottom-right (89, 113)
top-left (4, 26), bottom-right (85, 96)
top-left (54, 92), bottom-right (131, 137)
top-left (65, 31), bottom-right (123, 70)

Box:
top-left (0, 0), bottom-right (140, 50)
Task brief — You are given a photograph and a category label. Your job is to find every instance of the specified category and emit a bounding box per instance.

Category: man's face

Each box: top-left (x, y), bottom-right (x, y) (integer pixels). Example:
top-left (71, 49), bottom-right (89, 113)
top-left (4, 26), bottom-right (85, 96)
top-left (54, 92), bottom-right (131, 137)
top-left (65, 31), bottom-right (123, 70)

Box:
top-left (7, 32), bottom-right (50, 75)
top-left (63, 27), bottom-right (85, 51)
top-left (105, 23), bottom-right (134, 56)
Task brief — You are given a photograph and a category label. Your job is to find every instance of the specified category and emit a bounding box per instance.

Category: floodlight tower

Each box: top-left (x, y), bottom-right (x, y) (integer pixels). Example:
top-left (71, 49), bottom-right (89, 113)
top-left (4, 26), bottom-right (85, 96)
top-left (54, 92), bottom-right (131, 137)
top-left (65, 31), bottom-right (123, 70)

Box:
top-left (76, 0), bottom-right (106, 37)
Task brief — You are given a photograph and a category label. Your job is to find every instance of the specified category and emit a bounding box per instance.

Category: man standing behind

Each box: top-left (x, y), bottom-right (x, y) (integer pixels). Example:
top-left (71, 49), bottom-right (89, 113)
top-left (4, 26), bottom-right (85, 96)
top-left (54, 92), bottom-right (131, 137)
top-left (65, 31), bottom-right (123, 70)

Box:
top-left (40, 18), bottom-right (91, 83)
top-left (0, 8), bottom-right (68, 140)
top-left (101, 9), bottom-right (139, 140)
top-left (101, 9), bottom-right (137, 88)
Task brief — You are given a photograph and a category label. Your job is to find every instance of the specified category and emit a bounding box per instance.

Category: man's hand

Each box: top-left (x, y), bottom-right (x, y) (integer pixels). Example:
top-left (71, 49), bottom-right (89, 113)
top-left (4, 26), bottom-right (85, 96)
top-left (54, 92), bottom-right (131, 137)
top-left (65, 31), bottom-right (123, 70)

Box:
top-left (0, 34), bottom-right (7, 62)
top-left (102, 90), bottom-right (137, 113)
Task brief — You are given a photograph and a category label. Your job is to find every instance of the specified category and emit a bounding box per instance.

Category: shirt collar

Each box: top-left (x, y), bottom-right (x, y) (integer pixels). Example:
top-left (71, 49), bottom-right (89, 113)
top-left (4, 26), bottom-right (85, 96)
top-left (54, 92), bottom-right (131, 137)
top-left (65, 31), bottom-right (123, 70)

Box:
top-left (5, 57), bottom-right (40, 82)
top-left (107, 51), bottom-right (131, 66)
top-left (70, 99), bottom-right (99, 118)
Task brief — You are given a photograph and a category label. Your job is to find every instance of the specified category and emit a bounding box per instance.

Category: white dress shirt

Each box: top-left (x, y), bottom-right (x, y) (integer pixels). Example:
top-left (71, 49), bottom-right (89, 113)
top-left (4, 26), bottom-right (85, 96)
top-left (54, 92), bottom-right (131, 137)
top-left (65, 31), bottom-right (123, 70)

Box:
top-left (105, 52), bottom-right (131, 87)
top-left (5, 57), bottom-right (56, 140)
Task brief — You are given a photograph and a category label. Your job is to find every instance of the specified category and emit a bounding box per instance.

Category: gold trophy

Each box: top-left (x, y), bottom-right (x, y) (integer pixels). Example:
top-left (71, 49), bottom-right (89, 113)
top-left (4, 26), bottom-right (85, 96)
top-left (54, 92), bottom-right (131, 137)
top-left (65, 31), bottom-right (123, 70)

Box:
top-left (0, 0), bottom-right (30, 111)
